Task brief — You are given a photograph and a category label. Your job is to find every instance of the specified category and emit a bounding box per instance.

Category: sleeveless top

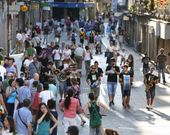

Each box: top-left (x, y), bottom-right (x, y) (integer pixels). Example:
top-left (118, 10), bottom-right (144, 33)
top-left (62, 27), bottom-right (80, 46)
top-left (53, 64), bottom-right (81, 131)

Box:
top-left (7, 87), bottom-right (17, 103)
top-left (37, 120), bottom-right (50, 135)
top-left (84, 51), bottom-right (91, 61)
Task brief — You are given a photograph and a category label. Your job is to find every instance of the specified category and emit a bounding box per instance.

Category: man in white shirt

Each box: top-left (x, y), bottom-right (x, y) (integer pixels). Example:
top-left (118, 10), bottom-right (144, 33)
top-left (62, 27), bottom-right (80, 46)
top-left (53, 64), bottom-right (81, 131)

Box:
top-left (24, 55), bottom-right (33, 67)
top-left (52, 45), bottom-right (61, 68)
top-left (0, 61), bottom-right (6, 81)
top-left (39, 82), bottom-right (54, 104)
top-left (74, 44), bottom-right (85, 71)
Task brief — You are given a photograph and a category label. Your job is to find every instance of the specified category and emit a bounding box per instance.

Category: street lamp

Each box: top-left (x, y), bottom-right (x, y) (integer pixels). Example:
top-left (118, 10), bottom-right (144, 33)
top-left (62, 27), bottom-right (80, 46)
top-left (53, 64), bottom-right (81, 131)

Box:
top-left (7, 0), bottom-right (10, 56)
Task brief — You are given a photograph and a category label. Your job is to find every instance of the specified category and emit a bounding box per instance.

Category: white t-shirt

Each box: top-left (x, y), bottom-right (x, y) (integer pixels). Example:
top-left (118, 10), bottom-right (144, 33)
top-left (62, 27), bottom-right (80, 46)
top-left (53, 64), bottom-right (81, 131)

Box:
top-left (52, 49), bottom-right (60, 60)
top-left (0, 65), bottom-right (6, 81)
top-left (24, 59), bottom-right (33, 67)
top-left (63, 49), bottom-right (71, 59)
top-left (39, 90), bottom-right (54, 104)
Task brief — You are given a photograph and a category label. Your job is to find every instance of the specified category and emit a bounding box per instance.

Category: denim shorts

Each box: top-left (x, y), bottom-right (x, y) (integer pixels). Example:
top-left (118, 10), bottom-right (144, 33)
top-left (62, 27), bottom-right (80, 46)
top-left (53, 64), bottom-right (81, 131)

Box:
top-left (107, 82), bottom-right (117, 96)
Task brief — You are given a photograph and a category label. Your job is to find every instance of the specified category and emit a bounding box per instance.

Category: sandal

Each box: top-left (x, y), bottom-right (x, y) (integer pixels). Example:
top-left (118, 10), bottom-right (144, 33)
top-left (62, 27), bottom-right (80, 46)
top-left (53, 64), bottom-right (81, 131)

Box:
top-left (80, 120), bottom-right (86, 126)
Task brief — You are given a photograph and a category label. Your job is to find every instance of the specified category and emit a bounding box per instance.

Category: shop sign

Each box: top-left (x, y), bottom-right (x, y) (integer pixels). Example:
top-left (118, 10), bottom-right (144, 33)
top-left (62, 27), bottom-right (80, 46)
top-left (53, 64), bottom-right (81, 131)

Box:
top-left (9, 5), bottom-right (20, 14)
top-left (31, 4), bottom-right (39, 10)
top-left (42, 6), bottom-right (51, 11)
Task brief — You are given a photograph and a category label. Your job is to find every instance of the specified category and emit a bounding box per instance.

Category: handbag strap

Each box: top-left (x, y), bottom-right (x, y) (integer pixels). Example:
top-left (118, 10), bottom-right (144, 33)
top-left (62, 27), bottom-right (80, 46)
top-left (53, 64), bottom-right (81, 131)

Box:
top-left (18, 109), bottom-right (28, 128)
top-left (32, 62), bottom-right (39, 73)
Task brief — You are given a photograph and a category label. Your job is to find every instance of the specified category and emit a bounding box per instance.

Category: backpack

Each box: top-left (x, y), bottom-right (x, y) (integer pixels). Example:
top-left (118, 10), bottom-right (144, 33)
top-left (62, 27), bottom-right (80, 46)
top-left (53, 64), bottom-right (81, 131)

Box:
top-left (89, 101), bottom-right (101, 128)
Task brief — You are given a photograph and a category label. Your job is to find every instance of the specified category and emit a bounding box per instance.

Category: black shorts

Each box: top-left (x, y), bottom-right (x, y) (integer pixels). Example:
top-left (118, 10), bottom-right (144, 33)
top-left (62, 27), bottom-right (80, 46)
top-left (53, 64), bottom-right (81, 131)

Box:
top-left (146, 88), bottom-right (155, 99)
top-left (123, 89), bottom-right (131, 97)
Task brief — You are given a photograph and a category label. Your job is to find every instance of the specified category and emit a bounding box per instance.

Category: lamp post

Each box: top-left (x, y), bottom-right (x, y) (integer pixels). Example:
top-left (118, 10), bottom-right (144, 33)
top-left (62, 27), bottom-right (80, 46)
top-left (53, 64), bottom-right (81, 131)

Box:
top-left (7, 0), bottom-right (10, 56)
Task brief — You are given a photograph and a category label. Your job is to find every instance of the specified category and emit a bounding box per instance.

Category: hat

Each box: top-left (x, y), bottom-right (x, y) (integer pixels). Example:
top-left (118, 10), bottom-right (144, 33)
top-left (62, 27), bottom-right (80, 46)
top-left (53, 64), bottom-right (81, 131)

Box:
top-left (66, 126), bottom-right (79, 135)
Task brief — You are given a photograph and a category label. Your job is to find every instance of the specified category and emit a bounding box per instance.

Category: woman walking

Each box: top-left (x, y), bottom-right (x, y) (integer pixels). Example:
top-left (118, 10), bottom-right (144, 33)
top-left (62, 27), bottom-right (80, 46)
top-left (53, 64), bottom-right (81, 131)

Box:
top-left (5, 79), bottom-right (17, 117)
top-left (84, 46), bottom-right (93, 74)
top-left (60, 89), bottom-right (81, 135)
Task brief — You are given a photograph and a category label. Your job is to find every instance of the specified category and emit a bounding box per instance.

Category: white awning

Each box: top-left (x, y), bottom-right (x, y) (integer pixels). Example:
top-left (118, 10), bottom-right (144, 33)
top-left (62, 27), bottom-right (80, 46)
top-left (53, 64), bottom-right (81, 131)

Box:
top-left (160, 21), bottom-right (170, 39)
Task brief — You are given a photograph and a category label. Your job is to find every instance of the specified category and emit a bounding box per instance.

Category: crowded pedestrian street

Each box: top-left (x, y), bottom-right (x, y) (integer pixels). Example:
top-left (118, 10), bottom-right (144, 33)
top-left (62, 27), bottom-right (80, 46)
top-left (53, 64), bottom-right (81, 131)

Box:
top-left (4, 20), bottom-right (170, 135)
top-left (0, 1), bottom-right (170, 135)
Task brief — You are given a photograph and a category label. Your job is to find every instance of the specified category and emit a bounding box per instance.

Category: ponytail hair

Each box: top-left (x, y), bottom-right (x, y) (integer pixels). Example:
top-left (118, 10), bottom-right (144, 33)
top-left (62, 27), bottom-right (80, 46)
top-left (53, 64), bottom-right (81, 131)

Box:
top-left (64, 89), bottom-right (74, 109)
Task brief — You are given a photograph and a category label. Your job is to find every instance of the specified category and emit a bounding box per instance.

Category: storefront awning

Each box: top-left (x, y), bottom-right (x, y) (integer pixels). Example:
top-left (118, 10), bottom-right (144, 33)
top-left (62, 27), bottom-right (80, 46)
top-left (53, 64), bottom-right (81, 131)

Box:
top-left (48, 2), bottom-right (96, 8)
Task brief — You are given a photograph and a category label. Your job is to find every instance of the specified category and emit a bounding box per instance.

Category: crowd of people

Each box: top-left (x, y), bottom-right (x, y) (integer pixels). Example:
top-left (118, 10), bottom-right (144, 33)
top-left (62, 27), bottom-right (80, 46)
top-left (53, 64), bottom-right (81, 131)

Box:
top-left (0, 13), bottom-right (168, 135)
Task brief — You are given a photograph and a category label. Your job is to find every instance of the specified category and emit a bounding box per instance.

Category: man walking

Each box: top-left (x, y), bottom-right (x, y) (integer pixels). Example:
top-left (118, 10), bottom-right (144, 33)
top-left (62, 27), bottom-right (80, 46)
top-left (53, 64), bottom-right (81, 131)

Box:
top-left (119, 64), bottom-right (133, 109)
top-left (29, 56), bottom-right (41, 79)
top-left (14, 99), bottom-right (32, 135)
top-left (74, 44), bottom-right (85, 72)
top-left (144, 68), bottom-right (159, 110)
top-left (105, 58), bottom-right (120, 106)
top-left (87, 65), bottom-right (101, 99)
top-left (156, 48), bottom-right (167, 84)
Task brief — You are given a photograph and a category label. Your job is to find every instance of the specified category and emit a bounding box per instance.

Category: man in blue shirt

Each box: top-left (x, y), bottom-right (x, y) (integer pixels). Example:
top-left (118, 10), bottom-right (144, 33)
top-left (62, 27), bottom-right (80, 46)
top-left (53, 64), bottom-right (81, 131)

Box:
top-left (14, 99), bottom-right (32, 135)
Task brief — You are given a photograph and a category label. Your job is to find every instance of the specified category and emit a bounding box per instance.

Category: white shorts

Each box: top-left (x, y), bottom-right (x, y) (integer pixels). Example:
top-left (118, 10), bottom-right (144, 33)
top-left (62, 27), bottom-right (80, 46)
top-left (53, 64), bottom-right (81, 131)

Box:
top-left (63, 117), bottom-right (77, 135)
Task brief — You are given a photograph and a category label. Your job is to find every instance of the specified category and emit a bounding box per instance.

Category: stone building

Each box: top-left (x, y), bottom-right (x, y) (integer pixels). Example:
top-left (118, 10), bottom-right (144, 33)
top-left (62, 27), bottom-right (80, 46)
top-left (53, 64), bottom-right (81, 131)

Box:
top-left (126, 0), bottom-right (170, 66)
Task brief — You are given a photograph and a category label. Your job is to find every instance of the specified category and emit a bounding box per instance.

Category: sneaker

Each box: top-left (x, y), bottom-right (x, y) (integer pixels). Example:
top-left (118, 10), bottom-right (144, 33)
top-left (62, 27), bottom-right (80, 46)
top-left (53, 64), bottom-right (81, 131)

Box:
top-left (80, 121), bottom-right (86, 126)
top-left (163, 81), bottom-right (166, 84)
top-left (149, 105), bottom-right (153, 109)
top-left (146, 106), bottom-right (150, 110)
top-left (109, 102), bottom-right (112, 107)
top-left (111, 101), bottom-right (115, 105)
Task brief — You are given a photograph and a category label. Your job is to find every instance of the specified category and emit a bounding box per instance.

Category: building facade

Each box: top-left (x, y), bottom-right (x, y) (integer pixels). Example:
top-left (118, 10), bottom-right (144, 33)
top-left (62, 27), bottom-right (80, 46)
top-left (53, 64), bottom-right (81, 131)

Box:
top-left (127, 0), bottom-right (170, 66)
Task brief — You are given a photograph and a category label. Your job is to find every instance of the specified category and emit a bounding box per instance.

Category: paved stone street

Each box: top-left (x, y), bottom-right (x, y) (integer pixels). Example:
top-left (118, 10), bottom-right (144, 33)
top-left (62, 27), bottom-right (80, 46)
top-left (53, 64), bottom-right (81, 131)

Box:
top-left (10, 28), bottom-right (170, 135)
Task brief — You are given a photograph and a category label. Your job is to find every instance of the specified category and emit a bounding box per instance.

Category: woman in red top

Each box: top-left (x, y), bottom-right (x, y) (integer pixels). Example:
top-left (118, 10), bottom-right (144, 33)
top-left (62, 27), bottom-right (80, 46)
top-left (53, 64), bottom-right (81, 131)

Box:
top-left (33, 83), bottom-right (43, 114)
top-left (60, 89), bottom-right (80, 135)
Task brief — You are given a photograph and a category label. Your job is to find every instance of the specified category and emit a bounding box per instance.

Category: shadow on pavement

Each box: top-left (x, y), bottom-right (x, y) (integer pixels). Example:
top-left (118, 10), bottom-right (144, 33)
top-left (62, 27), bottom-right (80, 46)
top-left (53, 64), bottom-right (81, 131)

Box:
top-left (151, 109), bottom-right (170, 121)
